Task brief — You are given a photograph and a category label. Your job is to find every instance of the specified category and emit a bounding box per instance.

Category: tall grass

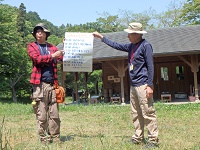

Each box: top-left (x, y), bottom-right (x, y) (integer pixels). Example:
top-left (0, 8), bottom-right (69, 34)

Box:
top-left (0, 98), bottom-right (200, 150)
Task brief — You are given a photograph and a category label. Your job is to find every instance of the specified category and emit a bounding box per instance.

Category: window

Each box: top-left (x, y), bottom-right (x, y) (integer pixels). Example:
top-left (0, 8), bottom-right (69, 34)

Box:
top-left (161, 67), bottom-right (169, 81)
top-left (176, 66), bottom-right (184, 80)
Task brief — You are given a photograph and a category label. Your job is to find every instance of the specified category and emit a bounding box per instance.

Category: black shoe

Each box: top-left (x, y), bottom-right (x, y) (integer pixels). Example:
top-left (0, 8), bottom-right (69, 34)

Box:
top-left (142, 142), bottom-right (158, 150)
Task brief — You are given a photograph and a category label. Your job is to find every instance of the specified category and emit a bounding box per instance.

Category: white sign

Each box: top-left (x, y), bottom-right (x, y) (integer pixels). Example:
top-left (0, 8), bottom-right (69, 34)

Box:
top-left (63, 32), bottom-right (94, 72)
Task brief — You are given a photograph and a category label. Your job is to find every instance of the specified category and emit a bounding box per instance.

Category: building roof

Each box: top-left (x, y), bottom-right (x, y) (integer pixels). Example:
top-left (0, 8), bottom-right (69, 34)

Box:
top-left (57, 25), bottom-right (200, 62)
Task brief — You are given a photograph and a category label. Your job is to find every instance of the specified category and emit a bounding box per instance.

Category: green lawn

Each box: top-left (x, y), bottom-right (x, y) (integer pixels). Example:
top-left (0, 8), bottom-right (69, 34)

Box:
top-left (0, 97), bottom-right (200, 150)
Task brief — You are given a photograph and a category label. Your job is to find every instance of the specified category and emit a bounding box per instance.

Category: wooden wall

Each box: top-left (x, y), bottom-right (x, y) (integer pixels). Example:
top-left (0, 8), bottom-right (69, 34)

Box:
top-left (102, 61), bottom-right (129, 102)
top-left (100, 55), bottom-right (195, 102)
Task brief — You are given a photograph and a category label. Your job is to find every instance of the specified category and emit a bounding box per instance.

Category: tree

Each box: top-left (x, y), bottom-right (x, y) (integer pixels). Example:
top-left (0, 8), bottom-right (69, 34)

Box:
top-left (7, 47), bottom-right (31, 102)
top-left (16, 3), bottom-right (26, 41)
top-left (87, 70), bottom-right (102, 95)
top-left (48, 35), bottom-right (62, 46)
top-left (24, 21), bottom-right (35, 44)
top-left (153, 0), bottom-right (199, 27)
top-left (65, 13), bottom-right (125, 33)
top-left (116, 8), bottom-right (156, 30)
top-left (96, 15), bottom-right (124, 33)
top-left (95, 11), bottom-right (126, 32)
top-left (66, 22), bottom-right (97, 32)
top-left (57, 24), bottom-right (67, 38)
top-left (26, 11), bottom-right (41, 26)
top-left (0, 5), bottom-right (18, 77)
top-left (178, 0), bottom-right (200, 25)
top-left (0, 4), bottom-right (31, 102)
top-left (153, 1), bottom-right (184, 28)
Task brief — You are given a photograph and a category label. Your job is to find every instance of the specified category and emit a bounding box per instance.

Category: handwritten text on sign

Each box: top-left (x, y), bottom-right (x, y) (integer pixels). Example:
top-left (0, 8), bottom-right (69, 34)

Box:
top-left (63, 32), bottom-right (94, 72)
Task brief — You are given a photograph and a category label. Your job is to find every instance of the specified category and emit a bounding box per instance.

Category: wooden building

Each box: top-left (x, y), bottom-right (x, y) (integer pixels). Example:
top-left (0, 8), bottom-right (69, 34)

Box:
top-left (57, 25), bottom-right (200, 103)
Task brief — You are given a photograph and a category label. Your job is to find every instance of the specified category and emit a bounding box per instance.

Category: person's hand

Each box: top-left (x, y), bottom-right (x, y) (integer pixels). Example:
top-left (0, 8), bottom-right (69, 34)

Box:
top-left (93, 31), bottom-right (103, 39)
top-left (146, 86), bottom-right (153, 99)
top-left (51, 50), bottom-right (64, 58)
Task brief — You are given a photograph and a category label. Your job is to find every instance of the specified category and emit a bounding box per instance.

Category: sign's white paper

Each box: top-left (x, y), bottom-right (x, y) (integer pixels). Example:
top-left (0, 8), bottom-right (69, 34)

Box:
top-left (63, 32), bottom-right (94, 72)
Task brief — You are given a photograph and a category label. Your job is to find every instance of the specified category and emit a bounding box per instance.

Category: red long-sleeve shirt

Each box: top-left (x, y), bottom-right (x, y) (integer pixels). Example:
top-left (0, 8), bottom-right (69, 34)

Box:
top-left (27, 42), bottom-right (62, 85)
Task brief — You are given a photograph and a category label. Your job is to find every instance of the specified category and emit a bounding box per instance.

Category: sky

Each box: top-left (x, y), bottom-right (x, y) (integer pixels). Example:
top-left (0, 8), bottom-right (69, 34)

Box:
top-left (2, 0), bottom-right (183, 27)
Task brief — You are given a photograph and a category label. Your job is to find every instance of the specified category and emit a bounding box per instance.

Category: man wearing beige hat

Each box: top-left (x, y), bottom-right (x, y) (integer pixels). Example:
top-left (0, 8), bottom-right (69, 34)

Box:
top-left (93, 22), bottom-right (159, 149)
top-left (27, 23), bottom-right (64, 144)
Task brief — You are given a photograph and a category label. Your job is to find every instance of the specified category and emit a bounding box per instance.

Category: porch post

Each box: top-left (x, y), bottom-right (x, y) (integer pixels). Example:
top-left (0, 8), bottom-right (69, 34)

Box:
top-left (73, 72), bottom-right (79, 102)
top-left (178, 55), bottom-right (200, 102)
top-left (118, 61), bottom-right (126, 105)
top-left (84, 72), bottom-right (88, 98)
top-left (107, 60), bottom-right (127, 105)
top-left (191, 55), bottom-right (200, 102)
top-left (61, 65), bottom-right (67, 87)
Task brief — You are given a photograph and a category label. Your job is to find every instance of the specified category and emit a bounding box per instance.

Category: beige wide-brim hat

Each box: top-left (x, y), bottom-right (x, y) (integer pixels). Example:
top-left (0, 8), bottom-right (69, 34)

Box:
top-left (32, 23), bottom-right (50, 38)
top-left (124, 22), bottom-right (147, 34)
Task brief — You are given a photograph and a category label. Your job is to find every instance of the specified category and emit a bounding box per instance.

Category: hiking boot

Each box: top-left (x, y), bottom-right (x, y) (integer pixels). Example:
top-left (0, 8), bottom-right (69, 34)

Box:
top-left (142, 142), bottom-right (159, 150)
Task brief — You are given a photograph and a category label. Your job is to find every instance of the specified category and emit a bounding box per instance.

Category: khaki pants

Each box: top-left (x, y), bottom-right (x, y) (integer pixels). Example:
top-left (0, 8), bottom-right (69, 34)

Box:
top-left (32, 82), bottom-right (60, 141)
top-left (130, 84), bottom-right (158, 143)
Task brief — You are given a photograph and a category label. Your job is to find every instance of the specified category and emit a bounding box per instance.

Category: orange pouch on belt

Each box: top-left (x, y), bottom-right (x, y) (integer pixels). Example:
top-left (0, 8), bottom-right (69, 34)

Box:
top-left (54, 84), bottom-right (66, 103)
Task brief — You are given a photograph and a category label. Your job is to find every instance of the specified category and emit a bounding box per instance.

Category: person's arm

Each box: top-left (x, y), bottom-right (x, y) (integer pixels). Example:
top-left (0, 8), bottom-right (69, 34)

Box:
top-left (55, 38), bottom-right (66, 61)
top-left (27, 42), bottom-right (64, 65)
top-left (51, 39), bottom-right (65, 61)
top-left (146, 86), bottom-right (153, 99)
top-left (93, 31), bottom-right (130, 52)
top-left (27, 43), bottom-right (52, 65)
top-left (93, 32), bottom-right (103, 39)
top-left (144, 43), bottom-right (154, 98)
top-left (51, 50), bottom-right (64, 59)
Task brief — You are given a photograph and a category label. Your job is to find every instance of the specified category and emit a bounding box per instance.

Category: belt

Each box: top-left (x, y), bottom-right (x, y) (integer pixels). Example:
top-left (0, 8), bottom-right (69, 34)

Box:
top-left (42, 81), bottom-right (53, 86)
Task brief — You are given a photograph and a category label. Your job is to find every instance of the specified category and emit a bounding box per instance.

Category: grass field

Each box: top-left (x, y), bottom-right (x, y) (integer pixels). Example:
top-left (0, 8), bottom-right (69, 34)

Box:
top-left (0, 97), bottom-right (200, 150)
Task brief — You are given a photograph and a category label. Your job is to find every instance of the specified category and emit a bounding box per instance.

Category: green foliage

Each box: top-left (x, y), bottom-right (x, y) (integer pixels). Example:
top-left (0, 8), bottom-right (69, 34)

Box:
top-left (26, 11), bottom-right (41, 26)
top-left (179, 0), bottom-right (200, 25)
top-left (57, 24), bottom-right (67, 37)
top-left (87, 70), bottom-right (102, 94)
top-left (66, 22), bottom-right (97, 32)
top-left (24, 21), bottom-right (35, 44)
top-left (0, 116), bottom-right (12, 150)
top-left (154, 0), bottom-right (199, 28)
top-left (0, 102), bottom-right (33, 116)
top-left (153, 1), bottom-right (183, 28)
top-left (96, 14), bottom-right (124, 32)
top-left (0, 4), bottom-right (31, 101)
top-left (16, 3), bottom-right (26, 41)
top-left (117, 9), bottom-right (156, 30)
top-left (65, 14), bottom-right (125, 33)
top-left (63, 70), bottom-right (102, 96)
top-left (26, 11), bottom-right (66, 38)
top-left (48, 34), bottom-right (63, 46)
top-left (0, 102), bottom-right (200, 149)
top-left (64, 72), bottom-right (74, 89)
top-left (0, 4), bottom-right (21, 77)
